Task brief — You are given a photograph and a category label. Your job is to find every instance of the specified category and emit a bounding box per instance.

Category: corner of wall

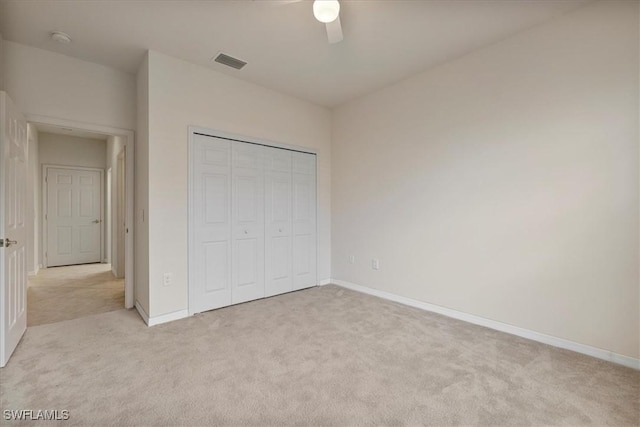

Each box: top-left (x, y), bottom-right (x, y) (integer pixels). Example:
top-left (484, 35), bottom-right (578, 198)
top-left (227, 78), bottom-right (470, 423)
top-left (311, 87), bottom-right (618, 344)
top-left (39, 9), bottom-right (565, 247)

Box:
top-left (330, 0), bottom-right (639, 360)
top-left (134, 51), bottom-right (150, 315)
top-left (26, 123), bottom-right (40, 274)
top-left (0, 33), bottom-right (5, 92)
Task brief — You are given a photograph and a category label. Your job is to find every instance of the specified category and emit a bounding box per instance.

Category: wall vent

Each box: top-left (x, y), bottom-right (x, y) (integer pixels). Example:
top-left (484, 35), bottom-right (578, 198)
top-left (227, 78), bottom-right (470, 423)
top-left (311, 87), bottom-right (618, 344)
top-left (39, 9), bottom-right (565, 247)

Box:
top-left (213, 53), bottom-right (247, 70)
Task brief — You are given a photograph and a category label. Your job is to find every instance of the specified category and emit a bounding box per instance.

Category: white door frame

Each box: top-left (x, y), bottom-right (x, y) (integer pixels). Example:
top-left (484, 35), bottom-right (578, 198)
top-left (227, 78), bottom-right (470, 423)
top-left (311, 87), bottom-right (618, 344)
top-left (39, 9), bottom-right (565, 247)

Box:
top-left (27, 114), bottom-right (135, 309)
top-left (42, 164), bottom-right (105, 267)
top-left (106, 167), bottom-right (112, 264)
top-left (115, 149), bottom-right (126, 278)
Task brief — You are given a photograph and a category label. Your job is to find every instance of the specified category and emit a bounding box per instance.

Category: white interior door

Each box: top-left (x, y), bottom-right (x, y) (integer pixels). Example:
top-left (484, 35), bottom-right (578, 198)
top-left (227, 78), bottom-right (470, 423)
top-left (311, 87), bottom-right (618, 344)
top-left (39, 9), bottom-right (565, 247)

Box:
top-left (0, 92), bottom-right (28, 367)
top-left (265, 148), bottom-right (293, 297)
top-left (190, 135), bottom-right (232, 313)
top-left (292, 152), bottom-right (317, 291)
top-left (231, 143), bottom-right (265, 304)
top-left (46, 167), bottom-right (102, 267)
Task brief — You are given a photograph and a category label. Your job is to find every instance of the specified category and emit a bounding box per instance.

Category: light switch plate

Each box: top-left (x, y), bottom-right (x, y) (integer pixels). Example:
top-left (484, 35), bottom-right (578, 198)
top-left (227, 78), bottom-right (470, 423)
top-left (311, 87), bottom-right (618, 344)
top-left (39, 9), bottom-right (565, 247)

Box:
top-left (163, 273), bottom-right (173, 287)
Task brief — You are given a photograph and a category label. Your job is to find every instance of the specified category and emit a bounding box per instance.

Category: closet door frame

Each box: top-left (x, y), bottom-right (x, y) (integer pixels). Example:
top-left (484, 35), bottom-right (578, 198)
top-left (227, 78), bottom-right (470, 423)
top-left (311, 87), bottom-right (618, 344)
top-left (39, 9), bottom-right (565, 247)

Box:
top-left (188, 127), bottom-right (318, 315)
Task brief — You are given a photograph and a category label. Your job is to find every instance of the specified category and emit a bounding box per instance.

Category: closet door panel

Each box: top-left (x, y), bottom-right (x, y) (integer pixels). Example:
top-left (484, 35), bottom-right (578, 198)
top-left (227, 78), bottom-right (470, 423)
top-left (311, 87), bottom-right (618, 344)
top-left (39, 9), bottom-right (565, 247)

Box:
top-left (292, 153), bottom-right (317, 291)
top-left (265, 149), bottom-right (293, 297)
top-left (190, 135), bottom-right (232, 313)
top-left (232, 143), bottom-right (265, 304)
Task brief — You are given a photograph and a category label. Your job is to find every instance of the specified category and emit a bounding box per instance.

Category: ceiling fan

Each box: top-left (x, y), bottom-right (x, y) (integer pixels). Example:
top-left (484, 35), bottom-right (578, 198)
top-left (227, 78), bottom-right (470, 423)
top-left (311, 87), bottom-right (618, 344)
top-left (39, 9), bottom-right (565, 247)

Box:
top-left (312, 0), bottom-right (343, 44)
top-left (272, 0), bottom-right (344, 44)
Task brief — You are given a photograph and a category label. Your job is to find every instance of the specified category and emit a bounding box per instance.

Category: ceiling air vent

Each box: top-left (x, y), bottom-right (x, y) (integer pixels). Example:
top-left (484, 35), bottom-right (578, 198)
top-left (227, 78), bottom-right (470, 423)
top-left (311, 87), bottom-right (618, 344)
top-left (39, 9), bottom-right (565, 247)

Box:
top-left (213, 53), bottom-right (247, 70)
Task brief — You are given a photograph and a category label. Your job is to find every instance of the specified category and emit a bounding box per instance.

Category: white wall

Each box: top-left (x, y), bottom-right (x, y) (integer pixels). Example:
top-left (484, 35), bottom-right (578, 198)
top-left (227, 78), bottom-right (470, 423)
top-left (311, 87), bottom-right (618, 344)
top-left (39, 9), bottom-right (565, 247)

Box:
top-left (143, 50), bottom-right (331, 317)
top-left (26, 123), bottom-right (39, 275)
top-left (0, 34), bottom-right (4, 91)
top-left (39, 132), bottom-right (107, 266)
top-left (39, 132), bottom-right (106, 169)
top-left (106, 166), bottom-right (111, 264)
top-left (3, 41), bottom-right (135, 130)
top-left (332, 0), bottom-right (639, 359)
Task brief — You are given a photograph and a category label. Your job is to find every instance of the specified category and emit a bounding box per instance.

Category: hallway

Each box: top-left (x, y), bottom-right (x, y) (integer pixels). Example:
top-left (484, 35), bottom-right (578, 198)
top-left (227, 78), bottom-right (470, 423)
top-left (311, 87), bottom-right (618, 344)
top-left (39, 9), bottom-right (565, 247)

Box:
top-left (27, 264), bottom-right (124, 326)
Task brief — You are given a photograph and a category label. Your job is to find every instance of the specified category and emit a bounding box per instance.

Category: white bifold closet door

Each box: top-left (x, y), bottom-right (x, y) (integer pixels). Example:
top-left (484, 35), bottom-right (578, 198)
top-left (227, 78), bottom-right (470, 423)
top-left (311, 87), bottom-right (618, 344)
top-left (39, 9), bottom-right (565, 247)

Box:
top-left (190, 133), bottom-right (317, 315)
top-left (190, 135), bottom-right (233, 313)
top-left (292, 153), bottom-right (317, 291)
top-left (265, 149), bottom-right (293, 297)
top-left (231, 143), bottom-right (265, 304)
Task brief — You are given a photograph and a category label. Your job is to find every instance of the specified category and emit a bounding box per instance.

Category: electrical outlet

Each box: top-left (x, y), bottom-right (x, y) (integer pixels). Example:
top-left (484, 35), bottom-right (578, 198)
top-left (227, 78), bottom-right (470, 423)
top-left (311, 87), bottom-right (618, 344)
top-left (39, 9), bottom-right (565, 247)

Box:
top-left (372, 259), bottom-right (380, 270)
top-left (349, 255), bottom-right (355, 264)
top-left (163, 273), bottom-right (173, 287)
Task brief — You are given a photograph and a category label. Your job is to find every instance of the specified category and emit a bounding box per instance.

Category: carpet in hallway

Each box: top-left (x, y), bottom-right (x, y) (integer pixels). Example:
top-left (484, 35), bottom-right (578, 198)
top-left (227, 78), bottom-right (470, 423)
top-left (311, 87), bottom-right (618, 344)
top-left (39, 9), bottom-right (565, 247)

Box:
top-left (27, 263), bottom-right (125, 326)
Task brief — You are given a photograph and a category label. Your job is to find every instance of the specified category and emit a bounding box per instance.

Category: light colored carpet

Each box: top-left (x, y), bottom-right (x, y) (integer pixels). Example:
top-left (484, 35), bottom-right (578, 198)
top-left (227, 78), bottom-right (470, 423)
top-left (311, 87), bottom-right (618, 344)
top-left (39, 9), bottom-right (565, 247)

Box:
top-left (27, 263), bottom-right (125, 326)
top-left (1, 285), bottom-right (638, 426)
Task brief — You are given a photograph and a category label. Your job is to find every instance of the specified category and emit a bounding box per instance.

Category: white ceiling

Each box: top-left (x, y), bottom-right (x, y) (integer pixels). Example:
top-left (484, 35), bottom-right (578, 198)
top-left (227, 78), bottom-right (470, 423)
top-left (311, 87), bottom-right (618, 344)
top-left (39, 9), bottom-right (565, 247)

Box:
top-left (0, 0), bottom-right (592, 107)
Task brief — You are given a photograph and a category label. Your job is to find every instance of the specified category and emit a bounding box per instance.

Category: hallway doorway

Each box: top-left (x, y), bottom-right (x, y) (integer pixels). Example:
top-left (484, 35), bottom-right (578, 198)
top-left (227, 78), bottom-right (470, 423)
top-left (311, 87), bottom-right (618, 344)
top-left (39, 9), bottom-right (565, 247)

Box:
top-left (24, 116), bottom-right (135, 322)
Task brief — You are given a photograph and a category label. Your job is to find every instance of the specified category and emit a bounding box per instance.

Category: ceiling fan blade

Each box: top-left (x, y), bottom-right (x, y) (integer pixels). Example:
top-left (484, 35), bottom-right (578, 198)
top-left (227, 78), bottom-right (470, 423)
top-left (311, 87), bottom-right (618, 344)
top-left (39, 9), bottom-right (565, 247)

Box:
top-left (326, 15), bottom-right (343, 44)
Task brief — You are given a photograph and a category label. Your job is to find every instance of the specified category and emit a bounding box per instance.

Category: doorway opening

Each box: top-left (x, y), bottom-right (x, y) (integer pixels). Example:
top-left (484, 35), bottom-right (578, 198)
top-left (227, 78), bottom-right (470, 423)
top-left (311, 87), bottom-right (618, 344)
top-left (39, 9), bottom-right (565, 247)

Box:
top-left (25, 116), bottom-right (134, 326)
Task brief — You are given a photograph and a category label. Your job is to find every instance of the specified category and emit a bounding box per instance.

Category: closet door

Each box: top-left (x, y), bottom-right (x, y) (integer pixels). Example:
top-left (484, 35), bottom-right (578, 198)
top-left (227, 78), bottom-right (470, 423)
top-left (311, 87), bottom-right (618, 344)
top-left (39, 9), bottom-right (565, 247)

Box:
top-left (231, 142), bottom-right (265, 304)
top-left (264, 148), bottom-right (293, 297)
top-left (190, 135), bottom-right (232, 313)
top-left (292, 152), bottom-right (317, 291)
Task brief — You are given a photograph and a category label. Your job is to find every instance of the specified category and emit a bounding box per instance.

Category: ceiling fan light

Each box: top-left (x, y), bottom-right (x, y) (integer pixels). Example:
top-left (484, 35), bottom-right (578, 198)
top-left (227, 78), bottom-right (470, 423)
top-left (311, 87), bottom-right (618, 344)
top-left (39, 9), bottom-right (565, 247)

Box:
top-left (50, 31), bottom-right (72, 44)
top-left (313, 0), bottom-right (340, 24)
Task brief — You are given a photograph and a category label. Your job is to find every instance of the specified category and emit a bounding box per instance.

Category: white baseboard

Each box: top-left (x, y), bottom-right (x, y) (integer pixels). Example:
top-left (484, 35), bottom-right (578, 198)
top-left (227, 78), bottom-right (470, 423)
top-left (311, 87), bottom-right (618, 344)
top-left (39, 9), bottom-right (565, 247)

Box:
top-left (330, 279), bottom-right (640, 370)
top-left (28, 264), bottom-right (40, 277)
top-left (135, 302), bottom-right (189, 327)
top-left (318, 279), bottom-right (332, 286)
top-left (148, 309), bottom-right (189, 326)
top-left (134, 301), bottom-right (149, 325)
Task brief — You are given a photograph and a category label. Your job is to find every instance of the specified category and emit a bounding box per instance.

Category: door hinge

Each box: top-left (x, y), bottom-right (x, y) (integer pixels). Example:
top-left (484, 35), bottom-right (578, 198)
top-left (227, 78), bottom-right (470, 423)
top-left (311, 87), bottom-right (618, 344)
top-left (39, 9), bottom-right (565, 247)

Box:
top-left (0, 239), bottom-right (4, 248)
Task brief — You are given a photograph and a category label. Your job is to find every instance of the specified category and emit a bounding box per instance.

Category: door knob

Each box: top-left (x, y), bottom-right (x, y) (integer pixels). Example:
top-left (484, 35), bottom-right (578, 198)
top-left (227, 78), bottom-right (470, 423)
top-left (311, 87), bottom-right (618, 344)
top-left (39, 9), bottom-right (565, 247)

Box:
top-left (92, 219), bottom-right (101, 224)
top-left (279, 228), bottom-right (283, 233)
top-left (244, 230), bottom-right (248, 234)
top-left (1, 238), bottom-right (17, 247)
